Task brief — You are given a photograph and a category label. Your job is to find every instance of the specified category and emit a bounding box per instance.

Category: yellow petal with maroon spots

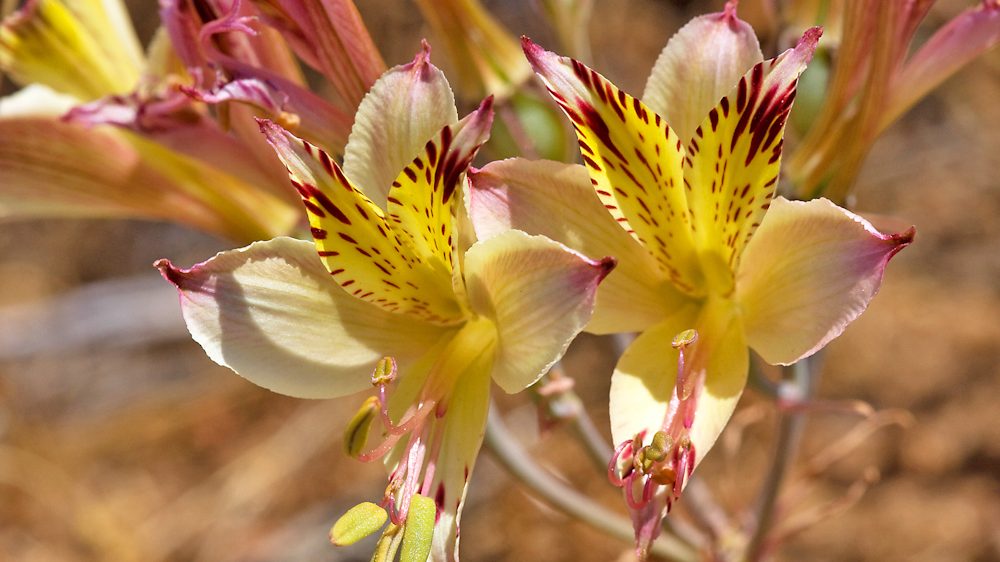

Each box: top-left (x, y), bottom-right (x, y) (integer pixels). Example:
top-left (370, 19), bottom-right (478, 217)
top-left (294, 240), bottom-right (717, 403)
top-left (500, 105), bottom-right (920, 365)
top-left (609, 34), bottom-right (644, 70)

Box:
top-left (523, 38), bottom-right (701, 295)
top-left (259, 119), bottom-right (465, 325)
top-left (683, 28), bottom-right (822, 270)
top-left (385, 98), bottom-right (494, 278)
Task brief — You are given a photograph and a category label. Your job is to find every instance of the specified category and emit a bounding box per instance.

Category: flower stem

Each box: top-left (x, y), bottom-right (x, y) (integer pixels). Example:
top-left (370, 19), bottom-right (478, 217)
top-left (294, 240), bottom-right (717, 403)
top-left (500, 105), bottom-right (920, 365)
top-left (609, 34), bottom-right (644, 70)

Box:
top-left (745, 355), bottom-right (819, 560)
top-left (539, 365), bottom-right (613, 473)
top-left (483, 405), bottom-right (697, 561)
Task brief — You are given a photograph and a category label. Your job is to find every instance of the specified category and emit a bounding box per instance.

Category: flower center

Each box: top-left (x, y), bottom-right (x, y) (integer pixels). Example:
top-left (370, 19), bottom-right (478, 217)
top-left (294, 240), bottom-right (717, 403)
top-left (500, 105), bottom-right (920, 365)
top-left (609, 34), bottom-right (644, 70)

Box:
top-left (696, 248), bottom-right (735, 297)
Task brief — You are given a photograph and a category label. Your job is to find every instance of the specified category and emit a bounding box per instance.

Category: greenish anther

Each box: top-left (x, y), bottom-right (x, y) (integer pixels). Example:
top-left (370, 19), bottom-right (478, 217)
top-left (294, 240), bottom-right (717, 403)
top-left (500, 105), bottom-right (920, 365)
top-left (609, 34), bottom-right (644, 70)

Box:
top-left (646, 431), bottom-right (672, 462)
top-left (330, 501), bottom-right (388, 546)
top-left (400, 494), bottom-right (436, 562)
top-left (371, 356), bottom-right (398, 385)
top-left (344, 395), bottom-right (379, 457)
top-left (671, 329), bottom-right (698, 349)
top-left (371, 523), bottom-right (403, 562)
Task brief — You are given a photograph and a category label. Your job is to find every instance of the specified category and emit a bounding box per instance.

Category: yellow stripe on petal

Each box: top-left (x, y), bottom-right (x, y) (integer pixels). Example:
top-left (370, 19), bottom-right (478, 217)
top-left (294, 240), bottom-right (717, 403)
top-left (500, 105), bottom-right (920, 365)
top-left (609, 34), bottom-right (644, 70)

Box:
top-left (385, 99), bottom-right (493, 278)
top-left (260, 120), bottom-right (465, 325)
top-left (523, 38), bottom-right (701, 294)
top-left (684, 28), bottom-right (822, 269)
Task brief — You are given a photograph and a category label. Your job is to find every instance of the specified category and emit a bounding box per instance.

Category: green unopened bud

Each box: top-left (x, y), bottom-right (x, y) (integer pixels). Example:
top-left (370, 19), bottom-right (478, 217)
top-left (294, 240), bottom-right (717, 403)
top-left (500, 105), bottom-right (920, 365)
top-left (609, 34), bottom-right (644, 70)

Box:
top-left (400, 494), bottom-right (436, 562)
top-left (344, 396), bottom-right (379, 457)
top-left (330, 502), bottom-right (388, 546)
top-left (372, 356), bottom-right (397, 386)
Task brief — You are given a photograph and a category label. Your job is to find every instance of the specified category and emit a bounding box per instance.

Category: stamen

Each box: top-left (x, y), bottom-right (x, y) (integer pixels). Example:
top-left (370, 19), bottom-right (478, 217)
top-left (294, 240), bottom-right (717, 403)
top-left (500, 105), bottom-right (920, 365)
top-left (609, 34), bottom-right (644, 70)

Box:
top-left (610, 329), bottom-right (705, 517)
top-left (671, 329), bottom-right (698, 400)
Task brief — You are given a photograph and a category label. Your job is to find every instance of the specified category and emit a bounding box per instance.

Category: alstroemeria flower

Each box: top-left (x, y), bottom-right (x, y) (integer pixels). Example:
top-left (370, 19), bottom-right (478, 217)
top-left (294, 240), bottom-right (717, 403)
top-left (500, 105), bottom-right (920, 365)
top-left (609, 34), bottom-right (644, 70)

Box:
top-left (469, 6), bottom-right (913, 555)
top-left (157, 46), bottom-right (613, 560)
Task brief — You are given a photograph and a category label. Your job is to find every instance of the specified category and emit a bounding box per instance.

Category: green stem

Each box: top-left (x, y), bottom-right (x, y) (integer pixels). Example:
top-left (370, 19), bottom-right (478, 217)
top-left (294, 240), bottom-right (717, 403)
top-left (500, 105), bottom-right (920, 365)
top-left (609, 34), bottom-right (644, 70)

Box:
top-left (745, 355), bottom-right (819, 561)
top-left (484, 405), bottom-right (698, 561)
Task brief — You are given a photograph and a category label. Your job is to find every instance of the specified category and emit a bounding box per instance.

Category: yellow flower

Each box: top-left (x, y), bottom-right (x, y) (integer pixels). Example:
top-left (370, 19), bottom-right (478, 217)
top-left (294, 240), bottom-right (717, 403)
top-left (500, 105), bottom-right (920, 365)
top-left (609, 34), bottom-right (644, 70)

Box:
top-left (157, 46), bottom-right (613, 560)
top-left (469, 5), bottom-right (913, 555)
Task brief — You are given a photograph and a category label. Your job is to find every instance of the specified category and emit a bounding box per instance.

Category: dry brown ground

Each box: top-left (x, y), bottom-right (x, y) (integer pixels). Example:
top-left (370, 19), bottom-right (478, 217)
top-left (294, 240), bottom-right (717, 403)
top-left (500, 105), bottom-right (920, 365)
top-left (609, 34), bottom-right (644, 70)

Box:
top-left (1, 1), bottom-right (997, 561)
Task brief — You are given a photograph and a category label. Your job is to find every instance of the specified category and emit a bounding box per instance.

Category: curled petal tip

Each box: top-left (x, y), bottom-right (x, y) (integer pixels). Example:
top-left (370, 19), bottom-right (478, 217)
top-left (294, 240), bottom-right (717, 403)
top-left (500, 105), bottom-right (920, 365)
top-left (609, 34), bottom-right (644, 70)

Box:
top-left (255, 117), bottom-right (278, 135)
top-left (596, 256), bottom-right (618, 282)
top-left (521, 36), bottom-right (543, 60)
top-left (154, 258), bottom-right (185, 288)
top-left (888, 226), bottom-right (917, 256)
top-left (465, 96), bottom-right (496, 131)
top-left (896, 226), bottom-right (917, 244)
top-left (798, 26), bottom-right (824, 54)
top-left (405, 40), bottom-right (436, 80)
top-left (723, 0), bottom-right (740, 18)
top-left (415, 39), bottom-right (433, 64)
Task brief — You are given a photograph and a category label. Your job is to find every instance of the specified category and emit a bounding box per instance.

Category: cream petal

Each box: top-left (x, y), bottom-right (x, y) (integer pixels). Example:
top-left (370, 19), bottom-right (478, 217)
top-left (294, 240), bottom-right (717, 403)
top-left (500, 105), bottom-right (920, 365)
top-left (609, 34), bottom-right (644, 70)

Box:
top-left (156, 237), bottom-right (452, 398)
top-left (642, 1), bottom-right (763, 143)
top-left (468, 158), bottom-right (685, 334)
top-left (463, 230), bottom-right (613, 393)
top-left (427, 349), bottom-right (493, 562)
top-left (342, 42), bottom-right (459, 207)
top-left (737, 197), bottom-right (914, 365)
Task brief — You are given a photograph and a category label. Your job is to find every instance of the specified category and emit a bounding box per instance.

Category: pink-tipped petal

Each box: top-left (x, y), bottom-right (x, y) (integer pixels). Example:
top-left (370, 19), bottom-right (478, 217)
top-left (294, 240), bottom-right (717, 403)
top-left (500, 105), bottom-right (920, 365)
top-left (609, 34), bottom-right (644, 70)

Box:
top-left (156, 237), bottom-right (449, 398)
top-left (463, 230), bottom-right (614, 393)
top-left (0, 116), bottom-right (295, 242)
top-left (642, 0), bottom-right (764, 142)
top-left (386, 97), bottom-right (494, 278)
top-left (342, 42), bottom-right (460, 207)
top-left (736, 197), bottom-right (914, 365)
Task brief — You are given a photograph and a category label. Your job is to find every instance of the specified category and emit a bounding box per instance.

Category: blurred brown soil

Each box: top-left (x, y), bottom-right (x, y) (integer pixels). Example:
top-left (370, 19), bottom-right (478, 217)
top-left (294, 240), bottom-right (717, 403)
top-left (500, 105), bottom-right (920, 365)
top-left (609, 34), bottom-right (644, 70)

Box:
top-left (1, 1), bottom-right (998, 561)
